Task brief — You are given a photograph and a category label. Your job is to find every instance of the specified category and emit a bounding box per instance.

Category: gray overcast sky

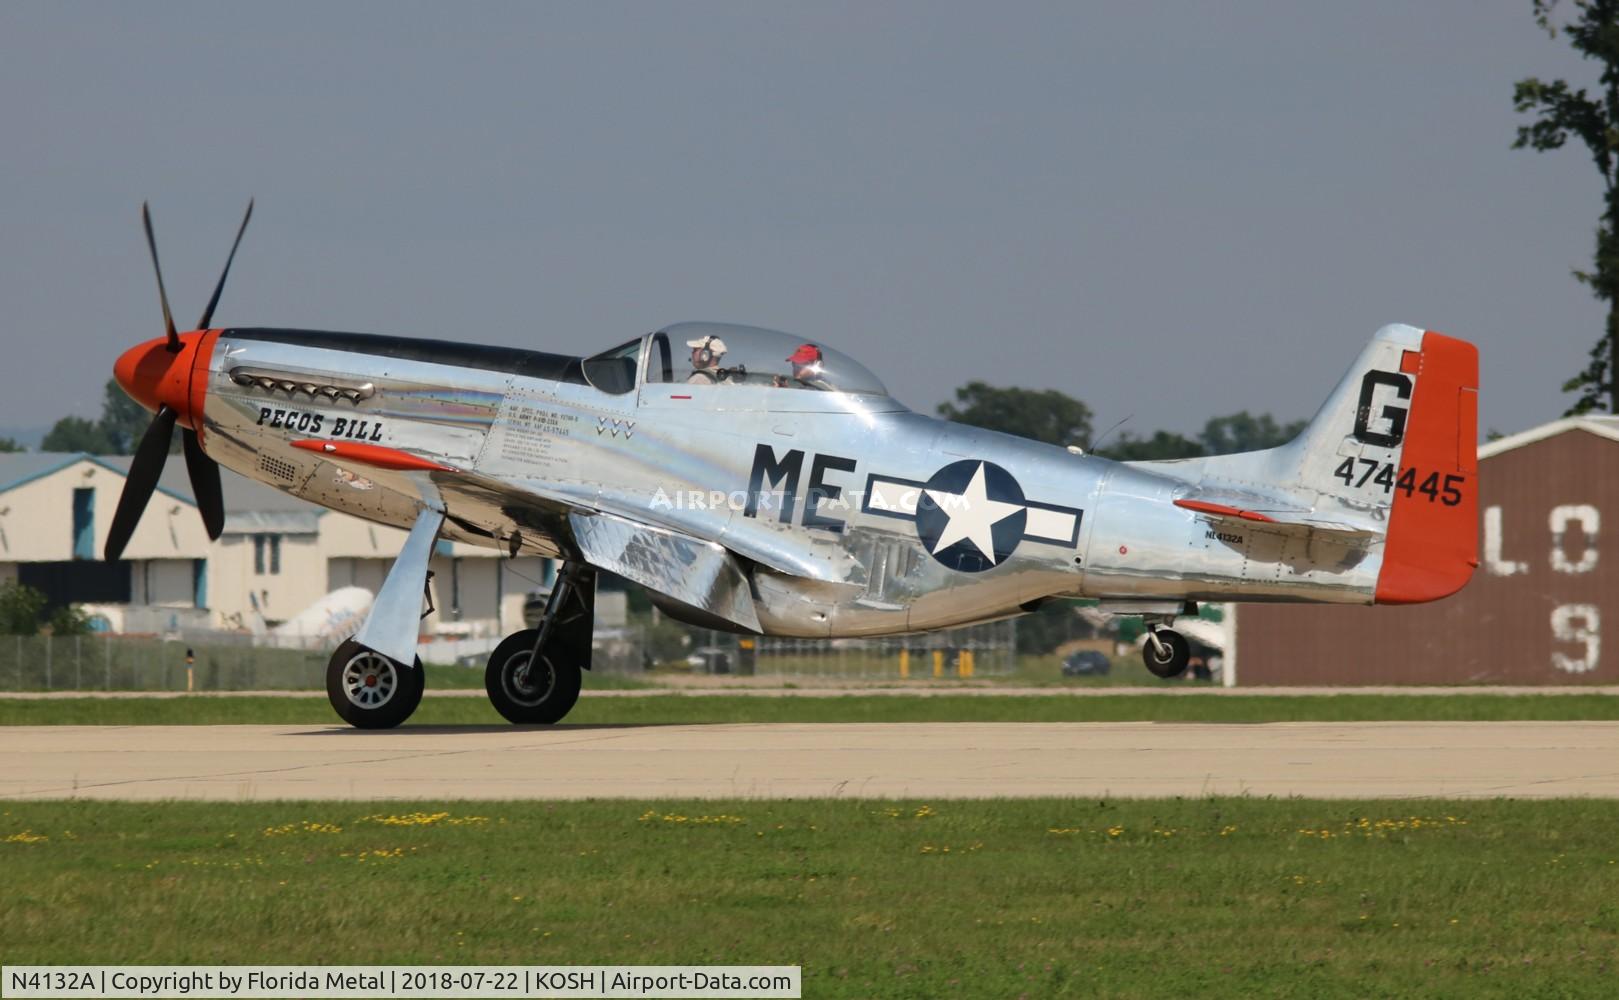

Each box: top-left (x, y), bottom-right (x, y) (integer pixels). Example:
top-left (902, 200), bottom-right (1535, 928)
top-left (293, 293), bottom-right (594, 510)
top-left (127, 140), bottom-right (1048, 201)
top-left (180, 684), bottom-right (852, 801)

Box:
top-left (0, 2), bottom-right (1603, 441)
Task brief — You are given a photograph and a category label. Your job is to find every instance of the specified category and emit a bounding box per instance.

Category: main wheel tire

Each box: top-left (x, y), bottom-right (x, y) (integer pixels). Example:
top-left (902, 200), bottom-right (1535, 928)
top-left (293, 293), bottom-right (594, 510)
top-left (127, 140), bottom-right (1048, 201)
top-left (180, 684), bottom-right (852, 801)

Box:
top-left (1142, 629), bottom-right (1191, 679)
top-left (485, 627), bottom-right (584, 725)
top-left (326, 639), bottom-right (425, 729)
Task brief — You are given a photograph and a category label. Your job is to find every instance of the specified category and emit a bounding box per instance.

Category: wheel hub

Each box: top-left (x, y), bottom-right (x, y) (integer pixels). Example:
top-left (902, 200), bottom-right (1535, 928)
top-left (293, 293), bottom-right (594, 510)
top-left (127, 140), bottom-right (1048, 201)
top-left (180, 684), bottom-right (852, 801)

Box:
top-left (505, 651), bottom-right (557, 707)
top-left (342, 652), bottom-right (398, 708)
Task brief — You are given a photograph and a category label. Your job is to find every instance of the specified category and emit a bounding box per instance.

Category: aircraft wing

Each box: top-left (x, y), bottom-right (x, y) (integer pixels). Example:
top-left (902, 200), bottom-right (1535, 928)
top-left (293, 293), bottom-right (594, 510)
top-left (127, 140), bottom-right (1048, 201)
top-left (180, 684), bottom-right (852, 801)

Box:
top-left (435, 471), bottom-right (767, 632)
top-left (293, 443), bottom-right (766, 631)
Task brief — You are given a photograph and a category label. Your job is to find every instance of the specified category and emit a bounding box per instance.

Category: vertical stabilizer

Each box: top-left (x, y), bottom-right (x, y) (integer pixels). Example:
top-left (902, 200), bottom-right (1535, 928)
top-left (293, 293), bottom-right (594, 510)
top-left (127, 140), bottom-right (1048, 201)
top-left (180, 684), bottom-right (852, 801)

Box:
top-left (1278, 324), bottom-right (1478, 603)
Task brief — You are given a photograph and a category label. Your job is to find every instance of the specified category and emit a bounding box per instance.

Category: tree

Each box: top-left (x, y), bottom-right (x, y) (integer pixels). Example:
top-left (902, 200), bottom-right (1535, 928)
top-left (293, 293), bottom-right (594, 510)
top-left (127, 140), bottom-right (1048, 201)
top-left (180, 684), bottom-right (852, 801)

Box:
top-left (37, 379), bottom-right (170, 455)
top-left (1091, 412), bottom-right (1304, 461)
top-left (1094, 430), bottom-right (1206, 462)
top-left (936, 382), bottom-right (1093, 448)
top-left (1199, 411), bottom-right (1307, 455)
top-left (0, 438), bottom-right (22, 453)
top-left (98, 378), bottom-right (154, 454)
top-left (1514, 0), bottom-right (1619, 414)
top-left (1015, 599), bottom-right (1095, 655)
top-left (934, 380), bottom-right (1302, 461)
top-left (0, 580), bottom-right (46, 635)
top-left (47, 604), bottom-right (95, 637)
top-left (40, 416), bottom-right (113, 454)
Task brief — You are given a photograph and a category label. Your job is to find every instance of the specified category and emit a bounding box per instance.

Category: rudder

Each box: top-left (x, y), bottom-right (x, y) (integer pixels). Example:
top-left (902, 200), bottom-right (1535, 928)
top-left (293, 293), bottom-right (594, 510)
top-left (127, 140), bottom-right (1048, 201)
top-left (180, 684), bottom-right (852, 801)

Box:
top-left (1373, 329), bottom-right (1478, 603)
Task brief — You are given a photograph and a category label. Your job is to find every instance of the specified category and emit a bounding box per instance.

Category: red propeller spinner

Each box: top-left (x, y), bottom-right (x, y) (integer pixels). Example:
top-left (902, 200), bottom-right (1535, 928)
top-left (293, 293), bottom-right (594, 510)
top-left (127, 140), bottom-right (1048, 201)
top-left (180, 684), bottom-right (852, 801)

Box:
top-left (112, 330), bottom-right (213, 427)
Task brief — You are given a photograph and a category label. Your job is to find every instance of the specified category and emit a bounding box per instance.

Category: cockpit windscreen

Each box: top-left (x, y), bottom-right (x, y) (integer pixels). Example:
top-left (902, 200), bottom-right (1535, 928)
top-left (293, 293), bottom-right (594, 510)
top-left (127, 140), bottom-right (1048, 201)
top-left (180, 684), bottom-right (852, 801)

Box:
top-left (656, 323), bottom-right (888, 396)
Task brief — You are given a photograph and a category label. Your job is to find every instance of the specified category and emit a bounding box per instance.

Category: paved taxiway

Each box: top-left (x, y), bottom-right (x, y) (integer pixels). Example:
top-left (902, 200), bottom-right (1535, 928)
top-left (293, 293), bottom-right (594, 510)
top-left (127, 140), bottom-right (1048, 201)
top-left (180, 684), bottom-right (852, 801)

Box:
top-left (4, 722), bottom-right (1617, 800)
top-left (8, 685), bottom-right (1618, 698)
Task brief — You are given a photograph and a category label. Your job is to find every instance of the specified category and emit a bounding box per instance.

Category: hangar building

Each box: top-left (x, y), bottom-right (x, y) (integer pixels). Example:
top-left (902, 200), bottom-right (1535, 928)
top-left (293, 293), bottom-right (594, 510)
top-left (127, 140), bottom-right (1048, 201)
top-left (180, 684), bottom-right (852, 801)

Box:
top-left (0, 452), bottom-right (550, 638)
top-left (1232, 416), bottom-right (1616, 685)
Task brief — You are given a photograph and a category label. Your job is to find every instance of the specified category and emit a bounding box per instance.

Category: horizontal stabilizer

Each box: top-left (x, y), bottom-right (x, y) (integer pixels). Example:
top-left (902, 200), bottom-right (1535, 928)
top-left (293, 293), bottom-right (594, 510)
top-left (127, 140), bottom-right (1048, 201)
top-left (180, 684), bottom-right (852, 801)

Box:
top-left (1172, 495), bottom-right (1376, 538)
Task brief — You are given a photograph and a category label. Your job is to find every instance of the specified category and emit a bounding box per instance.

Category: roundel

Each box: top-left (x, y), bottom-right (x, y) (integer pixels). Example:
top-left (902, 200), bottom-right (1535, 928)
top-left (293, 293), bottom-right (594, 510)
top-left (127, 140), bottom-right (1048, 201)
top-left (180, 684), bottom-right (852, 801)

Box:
top-left (914, 460), bottom-right (1028, 572)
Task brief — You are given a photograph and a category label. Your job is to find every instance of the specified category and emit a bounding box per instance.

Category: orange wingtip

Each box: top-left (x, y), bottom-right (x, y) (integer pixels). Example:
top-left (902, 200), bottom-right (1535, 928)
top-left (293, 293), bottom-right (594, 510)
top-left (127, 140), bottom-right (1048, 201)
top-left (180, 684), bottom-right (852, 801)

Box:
top-left (291, 439), bottom-right (458, 473)
top-left (1174, 498), bottom-right (1276, 523)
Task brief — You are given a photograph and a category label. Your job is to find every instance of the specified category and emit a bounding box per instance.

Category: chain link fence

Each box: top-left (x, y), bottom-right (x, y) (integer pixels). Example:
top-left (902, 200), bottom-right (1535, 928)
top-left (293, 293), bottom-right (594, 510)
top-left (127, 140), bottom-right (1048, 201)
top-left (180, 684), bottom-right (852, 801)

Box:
top-left (0, 634), bottom-right (327, 692)
top-left (684, 619), bottom-right (1019, 680)
top-left (0, 618), bottom-right (1017, 691)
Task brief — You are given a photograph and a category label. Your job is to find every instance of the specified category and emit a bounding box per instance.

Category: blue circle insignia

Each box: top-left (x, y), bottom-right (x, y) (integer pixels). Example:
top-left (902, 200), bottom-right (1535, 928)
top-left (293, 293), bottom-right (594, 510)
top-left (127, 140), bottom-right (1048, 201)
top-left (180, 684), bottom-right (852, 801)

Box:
top-left (913, 460), bottom-right (1028, 572)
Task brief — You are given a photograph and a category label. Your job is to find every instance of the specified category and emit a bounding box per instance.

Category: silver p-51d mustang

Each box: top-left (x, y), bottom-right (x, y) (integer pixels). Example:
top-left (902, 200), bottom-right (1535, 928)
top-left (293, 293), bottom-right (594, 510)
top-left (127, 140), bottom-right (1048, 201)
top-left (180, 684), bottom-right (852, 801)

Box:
top-left (108, 205), bottom-right (1479, 727)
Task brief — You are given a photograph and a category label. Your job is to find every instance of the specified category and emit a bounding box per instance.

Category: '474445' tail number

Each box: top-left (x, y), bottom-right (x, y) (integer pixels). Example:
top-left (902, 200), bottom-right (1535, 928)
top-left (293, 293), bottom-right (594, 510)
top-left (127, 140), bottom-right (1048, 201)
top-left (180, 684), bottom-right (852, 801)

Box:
top-left (1333, 458), bottom-right (1464, 506)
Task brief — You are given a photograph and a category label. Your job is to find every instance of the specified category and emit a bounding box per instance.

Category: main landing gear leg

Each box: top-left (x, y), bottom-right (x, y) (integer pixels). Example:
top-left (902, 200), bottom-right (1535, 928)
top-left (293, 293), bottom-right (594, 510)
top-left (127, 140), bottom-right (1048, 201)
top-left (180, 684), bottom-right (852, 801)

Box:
top-left (485, 562), bottom-right (595, 724)
top-left (325, 508), bottom-right (443, 729)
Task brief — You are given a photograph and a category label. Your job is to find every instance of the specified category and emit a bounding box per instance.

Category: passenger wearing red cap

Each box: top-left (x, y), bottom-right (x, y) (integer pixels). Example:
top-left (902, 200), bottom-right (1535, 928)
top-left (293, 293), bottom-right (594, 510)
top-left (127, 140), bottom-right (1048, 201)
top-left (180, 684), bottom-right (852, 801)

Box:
top-left (785, 343), bottom-right (829, 390)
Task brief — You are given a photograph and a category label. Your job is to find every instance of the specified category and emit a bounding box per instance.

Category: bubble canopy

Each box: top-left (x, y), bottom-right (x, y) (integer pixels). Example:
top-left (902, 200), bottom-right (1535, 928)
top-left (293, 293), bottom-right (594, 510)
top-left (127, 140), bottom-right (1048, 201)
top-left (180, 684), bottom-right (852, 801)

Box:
top-left (581, 322), bottom-right (891, 398)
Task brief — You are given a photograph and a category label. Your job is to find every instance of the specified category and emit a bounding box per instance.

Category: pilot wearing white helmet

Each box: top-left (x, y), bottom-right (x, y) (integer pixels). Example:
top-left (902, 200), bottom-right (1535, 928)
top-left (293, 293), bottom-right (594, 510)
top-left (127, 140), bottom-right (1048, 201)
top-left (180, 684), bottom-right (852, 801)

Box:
top-left (686, 335), bottom-right (729, 384)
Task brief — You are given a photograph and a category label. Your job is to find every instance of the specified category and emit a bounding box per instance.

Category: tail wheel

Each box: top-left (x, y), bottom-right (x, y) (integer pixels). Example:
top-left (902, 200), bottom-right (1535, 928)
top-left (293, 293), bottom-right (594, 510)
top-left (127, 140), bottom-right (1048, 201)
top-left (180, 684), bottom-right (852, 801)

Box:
top-left (326, 638), bottom-right (425, 729)
top-left (485, 628), bottom-right (584, 725)
top-left (1142, 629), bottom-right (1191, 679)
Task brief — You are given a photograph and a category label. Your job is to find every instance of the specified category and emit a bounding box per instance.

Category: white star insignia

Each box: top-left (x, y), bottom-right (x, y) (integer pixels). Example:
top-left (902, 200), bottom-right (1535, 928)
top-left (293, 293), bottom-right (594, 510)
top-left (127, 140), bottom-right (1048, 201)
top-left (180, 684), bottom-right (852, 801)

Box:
top-left (923, 462), bottom-right (1024, 563)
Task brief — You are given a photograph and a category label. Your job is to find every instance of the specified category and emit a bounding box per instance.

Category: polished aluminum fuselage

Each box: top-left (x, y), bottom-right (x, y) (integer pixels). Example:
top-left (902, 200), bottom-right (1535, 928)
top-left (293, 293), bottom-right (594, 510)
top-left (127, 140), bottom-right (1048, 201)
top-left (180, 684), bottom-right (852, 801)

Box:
top-left (199, 328), bottom-right (1382, 637)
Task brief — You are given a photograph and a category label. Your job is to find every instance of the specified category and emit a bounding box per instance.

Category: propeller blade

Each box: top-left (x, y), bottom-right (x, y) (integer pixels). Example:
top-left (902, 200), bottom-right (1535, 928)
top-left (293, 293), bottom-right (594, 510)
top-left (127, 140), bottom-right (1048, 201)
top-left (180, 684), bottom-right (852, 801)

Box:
top-left (141, 202), bottom-right (181, 352)
top-left (103, 405), bottom-right (178, 561)
top-left (182, 428), bottom-right (225, 540)
top-left (196, 198), bottom-right (254, 330)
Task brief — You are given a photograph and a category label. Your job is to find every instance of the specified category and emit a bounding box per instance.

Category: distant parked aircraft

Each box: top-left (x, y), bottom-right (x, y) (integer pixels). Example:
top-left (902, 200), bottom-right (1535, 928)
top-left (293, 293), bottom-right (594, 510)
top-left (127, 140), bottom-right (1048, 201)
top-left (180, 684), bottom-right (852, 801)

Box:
top-left (248, 586), bottom-right (374, 648)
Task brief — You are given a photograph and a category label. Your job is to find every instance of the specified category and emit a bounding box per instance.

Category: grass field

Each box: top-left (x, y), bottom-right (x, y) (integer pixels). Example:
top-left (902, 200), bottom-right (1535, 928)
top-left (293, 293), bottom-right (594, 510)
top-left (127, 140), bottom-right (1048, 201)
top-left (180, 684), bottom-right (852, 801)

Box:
top-left (3, 692), bottom-right (1618, 726)
top-left (2, 798), bottom-right (1614, 997)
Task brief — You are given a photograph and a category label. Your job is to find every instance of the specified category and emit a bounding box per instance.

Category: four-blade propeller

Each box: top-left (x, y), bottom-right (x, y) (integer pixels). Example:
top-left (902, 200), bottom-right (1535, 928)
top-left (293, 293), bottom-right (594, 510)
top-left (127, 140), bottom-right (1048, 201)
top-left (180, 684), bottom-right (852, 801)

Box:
top-left (103, 201), bottom-right (253, 562)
